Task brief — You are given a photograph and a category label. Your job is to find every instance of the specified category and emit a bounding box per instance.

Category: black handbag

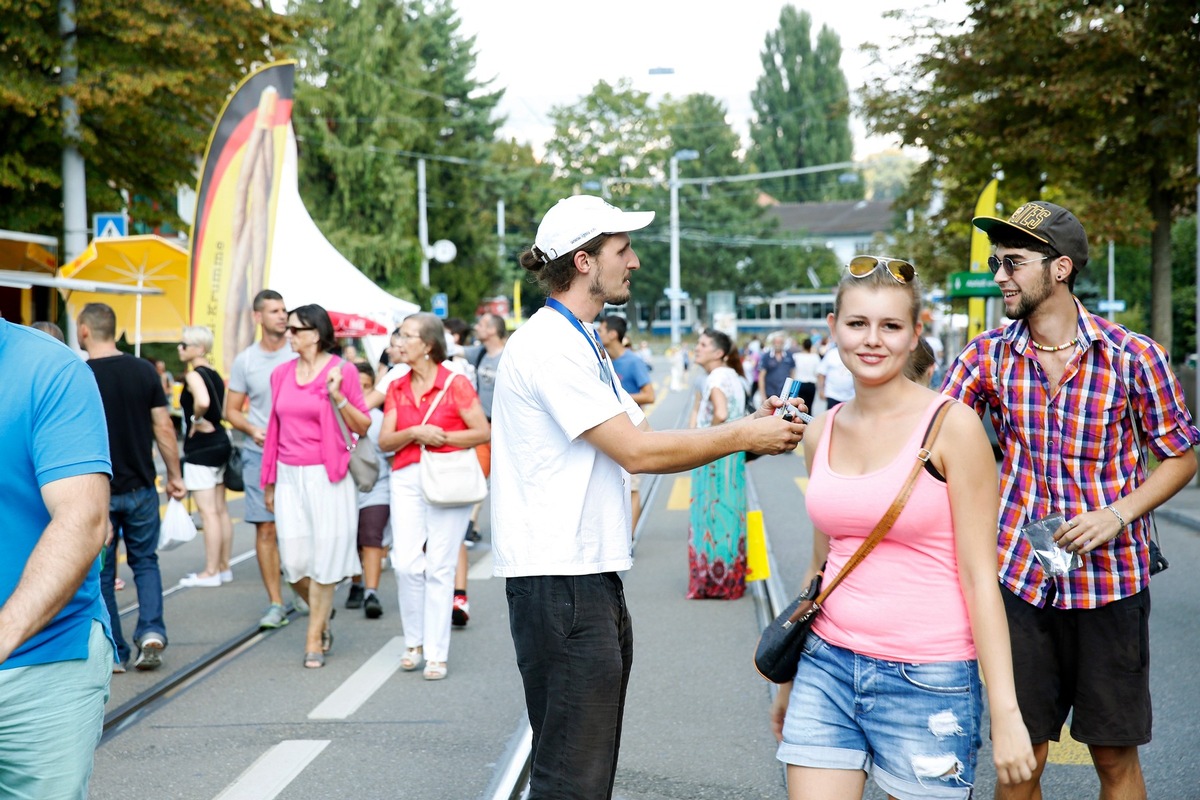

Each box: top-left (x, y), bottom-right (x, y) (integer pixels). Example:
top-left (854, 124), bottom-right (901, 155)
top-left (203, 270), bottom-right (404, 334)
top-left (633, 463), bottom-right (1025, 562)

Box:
top-left (224, 445), bottom-right (245, 492)
top-left (754, 400), bottom-right (953, 684)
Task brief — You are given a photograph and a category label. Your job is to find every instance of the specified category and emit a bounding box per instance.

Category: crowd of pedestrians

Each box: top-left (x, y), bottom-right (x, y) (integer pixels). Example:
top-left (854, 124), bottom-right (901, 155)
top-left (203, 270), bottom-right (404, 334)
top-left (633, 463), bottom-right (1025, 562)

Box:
top-left (6, 190), bottom-right (1199, 799)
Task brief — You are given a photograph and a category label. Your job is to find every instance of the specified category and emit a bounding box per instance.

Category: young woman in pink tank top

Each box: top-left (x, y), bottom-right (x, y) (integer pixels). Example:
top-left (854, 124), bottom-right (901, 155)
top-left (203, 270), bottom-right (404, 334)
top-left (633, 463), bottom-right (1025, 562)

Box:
top-left (769, 258), bottom-right (1035, 800)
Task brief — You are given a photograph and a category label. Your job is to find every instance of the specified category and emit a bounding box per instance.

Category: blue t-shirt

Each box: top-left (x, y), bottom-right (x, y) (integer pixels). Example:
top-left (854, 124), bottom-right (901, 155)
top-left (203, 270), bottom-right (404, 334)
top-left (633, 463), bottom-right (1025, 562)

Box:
top-left (0, 320), bottom-right (112, 669)
top-left (611, 351), bottom-right (652, 399)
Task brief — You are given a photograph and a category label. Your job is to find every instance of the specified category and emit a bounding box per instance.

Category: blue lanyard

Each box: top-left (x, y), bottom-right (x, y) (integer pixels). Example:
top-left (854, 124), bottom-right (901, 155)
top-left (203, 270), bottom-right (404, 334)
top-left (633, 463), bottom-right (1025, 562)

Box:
top-left (545, 298), bottom-right (619, 399)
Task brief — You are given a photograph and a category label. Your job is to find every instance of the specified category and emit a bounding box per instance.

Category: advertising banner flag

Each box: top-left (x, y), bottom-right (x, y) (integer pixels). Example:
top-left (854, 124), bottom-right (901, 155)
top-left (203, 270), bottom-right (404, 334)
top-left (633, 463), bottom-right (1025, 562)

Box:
top-left (968, 179), bottom-right (999, 340)
top-left (189, 61), bottom-right (295, 375)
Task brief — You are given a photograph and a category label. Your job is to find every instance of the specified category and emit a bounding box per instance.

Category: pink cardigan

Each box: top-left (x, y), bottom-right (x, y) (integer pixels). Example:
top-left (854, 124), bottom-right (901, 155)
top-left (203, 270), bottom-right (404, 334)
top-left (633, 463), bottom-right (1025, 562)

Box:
top-left (261, 356), bottom-right (368, 486)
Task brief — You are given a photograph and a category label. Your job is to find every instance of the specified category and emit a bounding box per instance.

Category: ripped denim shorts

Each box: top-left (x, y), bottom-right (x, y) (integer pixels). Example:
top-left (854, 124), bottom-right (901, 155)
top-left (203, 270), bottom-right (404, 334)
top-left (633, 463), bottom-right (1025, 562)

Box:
top-left (777, 634), bottom-right (982, 800)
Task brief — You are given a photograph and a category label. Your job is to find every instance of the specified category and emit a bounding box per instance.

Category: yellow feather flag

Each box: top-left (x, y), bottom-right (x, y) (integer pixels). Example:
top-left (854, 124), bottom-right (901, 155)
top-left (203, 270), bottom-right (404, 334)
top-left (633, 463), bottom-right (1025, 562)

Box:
top-left (746, 510), bottom-right (771, 582)
top-left (968, 178), bottom-right (999, 341)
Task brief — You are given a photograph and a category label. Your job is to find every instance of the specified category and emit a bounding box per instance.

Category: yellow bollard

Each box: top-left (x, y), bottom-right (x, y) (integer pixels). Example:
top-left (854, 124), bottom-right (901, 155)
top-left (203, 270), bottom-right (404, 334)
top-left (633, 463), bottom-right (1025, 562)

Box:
top-left (746, 510), bottom-right (770, 582)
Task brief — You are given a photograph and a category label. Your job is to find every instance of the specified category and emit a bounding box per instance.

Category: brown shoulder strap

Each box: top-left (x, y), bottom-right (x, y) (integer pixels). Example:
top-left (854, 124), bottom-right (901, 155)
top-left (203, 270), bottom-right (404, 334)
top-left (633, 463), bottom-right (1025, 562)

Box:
top-left (812, 399), bottom-right (954, 605)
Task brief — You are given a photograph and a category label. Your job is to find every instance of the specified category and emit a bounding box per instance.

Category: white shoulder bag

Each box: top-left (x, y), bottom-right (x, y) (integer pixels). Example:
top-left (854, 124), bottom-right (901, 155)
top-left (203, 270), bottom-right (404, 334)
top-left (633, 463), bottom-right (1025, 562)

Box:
top-left (418, 373), bottom-right (487, 507)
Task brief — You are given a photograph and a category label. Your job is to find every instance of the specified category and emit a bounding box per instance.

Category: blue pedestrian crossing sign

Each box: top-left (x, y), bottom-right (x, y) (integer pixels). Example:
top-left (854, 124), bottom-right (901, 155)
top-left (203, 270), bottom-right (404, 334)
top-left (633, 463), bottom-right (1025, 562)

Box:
top-left (93, 212), bottom-right (127, 238)
top-left (431, 293), bottom-right (449, 319)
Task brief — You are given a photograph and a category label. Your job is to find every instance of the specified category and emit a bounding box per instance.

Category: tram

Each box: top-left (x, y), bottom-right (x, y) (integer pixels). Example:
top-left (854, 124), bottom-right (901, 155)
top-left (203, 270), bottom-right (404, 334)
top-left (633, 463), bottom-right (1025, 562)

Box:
top-left (640, 290), bottom-right (836, 337)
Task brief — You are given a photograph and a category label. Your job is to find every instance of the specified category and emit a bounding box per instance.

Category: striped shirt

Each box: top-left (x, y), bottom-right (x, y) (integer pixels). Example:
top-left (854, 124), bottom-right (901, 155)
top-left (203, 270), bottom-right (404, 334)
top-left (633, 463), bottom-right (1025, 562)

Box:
top-left (941, 299), bottom-right (1199, 609)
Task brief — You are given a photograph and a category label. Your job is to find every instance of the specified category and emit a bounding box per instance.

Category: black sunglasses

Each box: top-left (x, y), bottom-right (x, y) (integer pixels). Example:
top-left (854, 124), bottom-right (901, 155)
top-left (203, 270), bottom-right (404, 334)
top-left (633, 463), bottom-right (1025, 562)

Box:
top-left (987, 254), bottom-right (1049, 276)
top-left (847, 255), bottom-right (917, 284)
top-left (286, 325), bottom-right (315, 335)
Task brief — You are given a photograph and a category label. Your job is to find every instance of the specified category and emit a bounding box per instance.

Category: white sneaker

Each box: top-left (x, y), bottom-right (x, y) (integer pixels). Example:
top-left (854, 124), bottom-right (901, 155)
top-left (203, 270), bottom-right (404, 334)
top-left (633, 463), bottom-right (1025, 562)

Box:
top-left (219, 570), bottom-right (233, 583)
top-left (180, 572), bottom-right (222, 588)
top-left (134, 634), bottom-right (165, 671)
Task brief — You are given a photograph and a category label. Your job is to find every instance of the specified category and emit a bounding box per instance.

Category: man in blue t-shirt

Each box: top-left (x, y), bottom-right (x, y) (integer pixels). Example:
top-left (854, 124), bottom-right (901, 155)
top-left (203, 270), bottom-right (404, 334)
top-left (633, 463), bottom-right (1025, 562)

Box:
top-left (756, 332), bottom-right (795, 403)
top-left (599, 314), bottom-right (655, 531)
top-left (0, 318), bottom-right (114, 796)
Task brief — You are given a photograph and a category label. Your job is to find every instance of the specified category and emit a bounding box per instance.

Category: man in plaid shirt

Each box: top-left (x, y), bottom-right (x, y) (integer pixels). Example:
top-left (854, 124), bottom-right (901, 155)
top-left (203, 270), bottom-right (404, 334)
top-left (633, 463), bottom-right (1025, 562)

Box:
top-left (942, 201), bottom-right (1199, 800)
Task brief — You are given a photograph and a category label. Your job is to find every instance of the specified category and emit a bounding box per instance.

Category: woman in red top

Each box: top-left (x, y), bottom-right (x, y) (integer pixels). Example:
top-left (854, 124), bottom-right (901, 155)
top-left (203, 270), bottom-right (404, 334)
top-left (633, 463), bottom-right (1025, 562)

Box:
top-left (380, 313), bottom-right (489, 680)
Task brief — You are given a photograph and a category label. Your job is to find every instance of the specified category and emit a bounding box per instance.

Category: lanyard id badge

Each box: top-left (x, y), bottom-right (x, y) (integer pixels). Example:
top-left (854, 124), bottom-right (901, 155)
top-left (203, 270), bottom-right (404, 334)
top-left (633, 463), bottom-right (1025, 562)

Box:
top-left (544, 298), bottom-right (620, 399)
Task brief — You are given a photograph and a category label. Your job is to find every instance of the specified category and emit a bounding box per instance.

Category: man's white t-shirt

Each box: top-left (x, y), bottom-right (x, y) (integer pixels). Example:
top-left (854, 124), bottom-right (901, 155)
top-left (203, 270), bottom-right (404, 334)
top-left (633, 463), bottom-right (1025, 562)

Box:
top-left (792, 351), bottom-right (820, 384)
top-left (491, 307), bottom-right (645, 578)
top-left (817, 346), bottom-right (856, 401)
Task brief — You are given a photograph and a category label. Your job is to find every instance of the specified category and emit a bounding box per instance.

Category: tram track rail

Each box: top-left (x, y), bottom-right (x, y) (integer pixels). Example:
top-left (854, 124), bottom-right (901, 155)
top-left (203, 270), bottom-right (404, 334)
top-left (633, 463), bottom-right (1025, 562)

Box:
top-left (101, 607), bottom-right (298, 744)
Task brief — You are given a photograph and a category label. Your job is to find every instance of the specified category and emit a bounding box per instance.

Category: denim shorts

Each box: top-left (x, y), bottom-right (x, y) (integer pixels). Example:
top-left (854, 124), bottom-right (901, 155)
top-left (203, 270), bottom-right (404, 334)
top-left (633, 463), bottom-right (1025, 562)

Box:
top-left (777, 634), bottom-right (982, 800)
top-left (240, 447), bottom-right (272, 524)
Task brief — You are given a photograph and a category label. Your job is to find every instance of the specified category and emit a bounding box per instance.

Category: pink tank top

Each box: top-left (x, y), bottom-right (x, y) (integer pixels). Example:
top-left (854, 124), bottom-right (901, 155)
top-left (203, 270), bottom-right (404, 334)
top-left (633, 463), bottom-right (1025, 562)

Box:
top-left (807, 397), bottom-right (976, 662)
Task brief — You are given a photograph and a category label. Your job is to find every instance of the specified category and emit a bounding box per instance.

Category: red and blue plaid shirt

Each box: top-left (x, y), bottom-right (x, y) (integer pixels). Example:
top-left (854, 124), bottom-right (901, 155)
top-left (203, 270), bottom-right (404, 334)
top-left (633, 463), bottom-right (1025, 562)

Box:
top-left (942, 299), bottom-right (1199, 609)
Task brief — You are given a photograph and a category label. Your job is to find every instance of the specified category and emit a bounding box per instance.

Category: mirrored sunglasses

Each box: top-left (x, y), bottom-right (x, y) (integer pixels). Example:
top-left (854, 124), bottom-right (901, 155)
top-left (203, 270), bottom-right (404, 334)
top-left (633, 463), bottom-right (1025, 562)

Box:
top-left (987, 254), bottom-right (1047, 275)
top-left (847, 255), bottom-right (917, 284)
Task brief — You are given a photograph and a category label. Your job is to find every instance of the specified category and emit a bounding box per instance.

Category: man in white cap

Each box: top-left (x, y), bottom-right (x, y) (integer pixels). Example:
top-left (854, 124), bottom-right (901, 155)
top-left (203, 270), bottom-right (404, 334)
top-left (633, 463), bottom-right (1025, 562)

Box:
top-left (490, 195), bottom-right (808, 799)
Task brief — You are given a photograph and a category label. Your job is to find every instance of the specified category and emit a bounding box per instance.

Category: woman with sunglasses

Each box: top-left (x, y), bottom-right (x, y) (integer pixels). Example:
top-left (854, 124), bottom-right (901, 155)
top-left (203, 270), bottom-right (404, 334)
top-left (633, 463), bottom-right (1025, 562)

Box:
top-left (177, 326), bottom-right (235, 588)
top-left (769, 257), bottom-right (1034, 799)
top-left (261, 304), bottom-right (370, 669)
top-left (686, 328), bottom-right (749, 599)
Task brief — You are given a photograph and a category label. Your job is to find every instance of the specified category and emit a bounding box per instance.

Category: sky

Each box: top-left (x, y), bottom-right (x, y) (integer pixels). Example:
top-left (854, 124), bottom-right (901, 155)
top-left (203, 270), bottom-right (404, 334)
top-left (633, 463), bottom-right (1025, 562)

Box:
top-left (450, 0), bottom-right (970, 158)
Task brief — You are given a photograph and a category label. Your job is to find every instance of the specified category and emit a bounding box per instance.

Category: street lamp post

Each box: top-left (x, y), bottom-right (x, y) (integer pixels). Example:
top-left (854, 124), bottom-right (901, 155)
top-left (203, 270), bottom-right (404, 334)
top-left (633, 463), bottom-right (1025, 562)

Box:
top-left (668, 149), bottom-right (699, 347)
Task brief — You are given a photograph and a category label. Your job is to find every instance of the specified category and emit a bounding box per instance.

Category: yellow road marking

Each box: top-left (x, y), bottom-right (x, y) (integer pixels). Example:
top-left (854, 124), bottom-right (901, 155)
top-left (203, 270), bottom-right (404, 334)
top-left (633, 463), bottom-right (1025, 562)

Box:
top-left (794, 476), bottom-right (808, 494)
top-left (667, 476), bottom-right (691, 510)
top-left (1047, 725), bottom-right (1091, 765)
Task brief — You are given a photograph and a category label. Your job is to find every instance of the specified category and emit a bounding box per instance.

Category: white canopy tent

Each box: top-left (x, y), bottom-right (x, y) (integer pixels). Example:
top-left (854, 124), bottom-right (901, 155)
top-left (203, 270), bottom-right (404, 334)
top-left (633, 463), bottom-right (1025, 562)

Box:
top-left (268, 127), bottom-right (419, 363)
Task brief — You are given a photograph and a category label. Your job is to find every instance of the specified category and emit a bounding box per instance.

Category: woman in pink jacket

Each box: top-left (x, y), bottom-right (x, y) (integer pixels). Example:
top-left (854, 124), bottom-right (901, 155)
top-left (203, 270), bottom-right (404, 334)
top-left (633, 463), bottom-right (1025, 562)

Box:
top-left (262, 304), bottom-right (370, 669)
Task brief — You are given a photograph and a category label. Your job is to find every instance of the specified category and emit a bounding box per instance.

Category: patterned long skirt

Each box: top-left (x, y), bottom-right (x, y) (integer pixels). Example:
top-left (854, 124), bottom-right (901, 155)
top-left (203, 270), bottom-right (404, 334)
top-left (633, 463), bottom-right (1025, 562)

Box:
top-left (687, 451), bottom-right (747, 599)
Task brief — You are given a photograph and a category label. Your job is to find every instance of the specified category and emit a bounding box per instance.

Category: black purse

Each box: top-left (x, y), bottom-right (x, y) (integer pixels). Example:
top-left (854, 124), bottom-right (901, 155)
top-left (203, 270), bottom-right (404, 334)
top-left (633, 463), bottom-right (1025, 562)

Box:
top-left (754, 401), bottom-right (953, 684)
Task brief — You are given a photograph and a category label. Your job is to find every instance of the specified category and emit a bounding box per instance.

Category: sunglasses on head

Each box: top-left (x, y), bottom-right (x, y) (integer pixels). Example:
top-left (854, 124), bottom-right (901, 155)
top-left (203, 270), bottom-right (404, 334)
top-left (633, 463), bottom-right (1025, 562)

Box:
top-left (987, 254), bottom-right (1048, 276)
top-left (847, 255), bottom-right (917, 284)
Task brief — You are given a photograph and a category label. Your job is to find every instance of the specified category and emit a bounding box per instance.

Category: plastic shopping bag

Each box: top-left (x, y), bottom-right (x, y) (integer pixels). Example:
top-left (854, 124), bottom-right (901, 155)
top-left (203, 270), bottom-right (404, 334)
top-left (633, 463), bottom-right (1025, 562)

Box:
top-left (159, 498), bottom-right (198, 551)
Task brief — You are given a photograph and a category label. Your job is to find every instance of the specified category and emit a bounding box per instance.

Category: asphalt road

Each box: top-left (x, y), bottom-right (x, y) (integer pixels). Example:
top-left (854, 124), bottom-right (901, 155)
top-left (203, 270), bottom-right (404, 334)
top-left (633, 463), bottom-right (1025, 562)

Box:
top-left (90, 362), bottom-right (1200, 799)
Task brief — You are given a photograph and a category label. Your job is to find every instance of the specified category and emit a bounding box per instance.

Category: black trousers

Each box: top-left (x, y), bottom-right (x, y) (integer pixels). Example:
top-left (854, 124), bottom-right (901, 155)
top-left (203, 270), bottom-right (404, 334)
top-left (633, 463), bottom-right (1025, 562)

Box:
top-left (506, 573), bottom-right (634, 800)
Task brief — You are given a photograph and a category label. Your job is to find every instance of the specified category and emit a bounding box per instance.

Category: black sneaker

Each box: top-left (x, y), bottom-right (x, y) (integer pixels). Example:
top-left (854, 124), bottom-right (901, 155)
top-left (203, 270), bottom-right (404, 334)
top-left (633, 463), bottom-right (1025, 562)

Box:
top-left (346, 583), bottom-right (365, 609)
top-left (364, 593), bottom-right (383, 619)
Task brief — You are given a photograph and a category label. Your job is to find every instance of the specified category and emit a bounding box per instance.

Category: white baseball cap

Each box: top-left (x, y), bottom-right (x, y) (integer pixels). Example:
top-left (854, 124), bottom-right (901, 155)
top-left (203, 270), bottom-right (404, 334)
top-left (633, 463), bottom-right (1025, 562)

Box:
top-left (534, 195), bottom-right (655, 261)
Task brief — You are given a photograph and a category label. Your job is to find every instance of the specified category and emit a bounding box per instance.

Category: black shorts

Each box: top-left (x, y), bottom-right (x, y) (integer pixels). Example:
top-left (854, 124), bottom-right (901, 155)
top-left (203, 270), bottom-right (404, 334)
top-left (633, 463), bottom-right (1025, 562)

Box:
top-left (357, 504), bottom-right (390, 549)
top-left (1001, 585), bottom-right (1151, 747)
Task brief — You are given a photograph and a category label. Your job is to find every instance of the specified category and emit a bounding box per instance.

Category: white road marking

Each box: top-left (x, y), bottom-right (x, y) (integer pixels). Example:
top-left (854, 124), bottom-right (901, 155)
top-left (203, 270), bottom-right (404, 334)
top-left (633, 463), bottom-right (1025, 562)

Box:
top-left (308, 637), bottom-right (407, 720)
top-left (213, 739), bottom-right (329, 800)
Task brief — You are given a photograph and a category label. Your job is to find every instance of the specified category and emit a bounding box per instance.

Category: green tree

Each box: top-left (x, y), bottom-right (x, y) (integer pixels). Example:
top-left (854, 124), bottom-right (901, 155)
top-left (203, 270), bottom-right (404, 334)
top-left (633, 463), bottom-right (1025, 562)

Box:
top-left (662, 93), bottom-right (801, 305)
top-left (750, 6), bottom-right (860, 203)
top-left (0, 0), bottom-right (296, 237)
top-left (544, 78), bottom-right (667, 201)
top-left (861, 1), bottom-right (1200, 353)
top-left (289, 0), bottom-right (502, 315)
top-left (484, 138), bottom-right (569, 316)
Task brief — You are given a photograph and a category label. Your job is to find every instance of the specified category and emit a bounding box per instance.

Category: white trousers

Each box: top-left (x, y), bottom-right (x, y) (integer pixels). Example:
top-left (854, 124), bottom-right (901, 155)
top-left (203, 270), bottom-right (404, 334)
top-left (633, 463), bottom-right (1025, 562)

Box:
top-left (389, 464), bottom-right (472, 662)
top-left (274, 463), bottom-right (362, 585)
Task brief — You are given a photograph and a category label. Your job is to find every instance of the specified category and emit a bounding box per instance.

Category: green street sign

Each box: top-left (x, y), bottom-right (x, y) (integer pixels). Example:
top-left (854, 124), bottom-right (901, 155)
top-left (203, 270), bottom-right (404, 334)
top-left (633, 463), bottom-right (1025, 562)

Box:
top-left (947, 271), bottom-right (1001, 298)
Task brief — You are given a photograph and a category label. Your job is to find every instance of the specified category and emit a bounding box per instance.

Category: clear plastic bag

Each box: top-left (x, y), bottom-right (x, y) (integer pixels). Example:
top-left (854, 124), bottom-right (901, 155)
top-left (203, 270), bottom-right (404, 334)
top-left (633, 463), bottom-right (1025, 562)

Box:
top-left (159, 498), bottom-right (198, 551)
top-left (1021, 513), bottom-right (1082, 576)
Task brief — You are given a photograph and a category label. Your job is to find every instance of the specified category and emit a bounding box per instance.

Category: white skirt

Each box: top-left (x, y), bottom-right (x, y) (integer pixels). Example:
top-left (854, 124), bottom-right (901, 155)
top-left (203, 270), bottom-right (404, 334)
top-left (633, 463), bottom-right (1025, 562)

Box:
top-left (274, 463), bottom-right (362, 585)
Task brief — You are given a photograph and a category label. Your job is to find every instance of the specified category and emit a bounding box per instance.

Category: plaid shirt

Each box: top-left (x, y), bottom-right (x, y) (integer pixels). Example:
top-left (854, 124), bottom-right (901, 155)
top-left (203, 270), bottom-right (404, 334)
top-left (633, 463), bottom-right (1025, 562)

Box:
top-left (942, 299), bottom-right (1199, 609)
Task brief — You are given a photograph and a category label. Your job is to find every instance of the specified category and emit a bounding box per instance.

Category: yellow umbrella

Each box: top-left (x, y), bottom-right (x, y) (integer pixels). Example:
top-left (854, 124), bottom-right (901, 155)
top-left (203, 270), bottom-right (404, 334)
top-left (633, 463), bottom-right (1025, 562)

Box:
top-left (60, 235), bottom-right (189, 355)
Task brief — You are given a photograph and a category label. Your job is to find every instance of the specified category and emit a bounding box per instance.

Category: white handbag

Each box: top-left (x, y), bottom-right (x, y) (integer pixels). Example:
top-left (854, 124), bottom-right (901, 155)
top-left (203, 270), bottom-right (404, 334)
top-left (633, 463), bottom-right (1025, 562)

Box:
top-left (417, 373), bottom-right (487, 507)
